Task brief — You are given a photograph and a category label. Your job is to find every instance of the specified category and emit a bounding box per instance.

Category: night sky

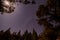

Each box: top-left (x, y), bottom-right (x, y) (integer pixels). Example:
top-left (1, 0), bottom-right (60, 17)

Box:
top-left (0, 0), bottom-right (46, 35)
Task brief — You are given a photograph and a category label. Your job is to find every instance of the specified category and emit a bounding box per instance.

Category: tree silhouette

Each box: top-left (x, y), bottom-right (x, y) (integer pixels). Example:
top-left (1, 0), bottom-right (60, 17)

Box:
top-left (36, 0), bottom-right (60, 40)
top-left (32, 29), bottom-right (38, 40)
top-left (0, 28), bottom-right (39, 40)
top-left (23, 30), bottom-right (29, 40)
top-left (32, 0), bottom-right (36, 4)
top-left (27, 32), bottom-right (32, 40)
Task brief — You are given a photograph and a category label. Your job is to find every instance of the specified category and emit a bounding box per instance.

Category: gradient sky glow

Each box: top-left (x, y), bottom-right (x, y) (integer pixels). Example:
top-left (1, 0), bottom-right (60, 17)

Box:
top-left (0, 0), bottom-right (46, 35)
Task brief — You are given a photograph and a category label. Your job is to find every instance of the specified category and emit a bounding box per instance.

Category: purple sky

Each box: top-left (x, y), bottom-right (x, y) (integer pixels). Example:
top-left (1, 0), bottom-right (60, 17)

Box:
top-left (0, 0), bottom-right (46, 35)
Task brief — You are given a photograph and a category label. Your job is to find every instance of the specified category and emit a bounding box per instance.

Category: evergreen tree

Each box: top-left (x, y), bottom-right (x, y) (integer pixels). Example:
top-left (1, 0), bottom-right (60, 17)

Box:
top-left (32, 29), bottom-right (38, 40)
top-left (27, 32), bottom-right (32, 40)
top-left (0, 30), bottom-right (4, 40)
top-left (23, 30), bottom-right (28, 40)
top-left (17, 31), bottom-right (21, 40)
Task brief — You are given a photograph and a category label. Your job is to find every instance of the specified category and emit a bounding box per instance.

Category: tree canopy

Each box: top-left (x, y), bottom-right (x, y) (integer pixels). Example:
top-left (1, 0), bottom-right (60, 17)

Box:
top-left (36, 0), bottom-right (60, 40)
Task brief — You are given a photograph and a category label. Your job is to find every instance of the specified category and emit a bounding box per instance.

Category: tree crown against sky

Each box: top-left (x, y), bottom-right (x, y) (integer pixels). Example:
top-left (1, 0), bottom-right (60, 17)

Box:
top-left (0, 28), bottom-right (38, 40)
top-left (36, 0), bottom-right (60, 40)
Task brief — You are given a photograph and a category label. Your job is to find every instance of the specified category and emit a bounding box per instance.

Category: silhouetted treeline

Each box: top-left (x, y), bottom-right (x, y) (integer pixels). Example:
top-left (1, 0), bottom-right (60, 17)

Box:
top-left (0, 27), bottom-right (60, 40)
top-left (0, 28), bottom-right (38, 40)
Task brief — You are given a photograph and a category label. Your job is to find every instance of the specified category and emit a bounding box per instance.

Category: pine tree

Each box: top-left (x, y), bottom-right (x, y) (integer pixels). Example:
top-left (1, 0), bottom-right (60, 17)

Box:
top-left (23, 30), bottom-right (28, 40)
top-left (32, 29), bottom-right (38, 40)
top-left (17, 31), bottom-right (21, 40)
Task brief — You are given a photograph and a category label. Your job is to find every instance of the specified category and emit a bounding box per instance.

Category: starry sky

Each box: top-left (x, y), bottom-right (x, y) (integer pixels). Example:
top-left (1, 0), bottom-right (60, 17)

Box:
top-left (0, 0), bottom-right (46, 35)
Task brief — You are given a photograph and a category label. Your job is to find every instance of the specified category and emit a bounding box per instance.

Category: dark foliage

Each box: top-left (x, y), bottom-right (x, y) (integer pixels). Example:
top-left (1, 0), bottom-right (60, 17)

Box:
top-left (36, 0), bottom-right (60, 40)
top-left (0, 29), bottom-right (38, 40)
